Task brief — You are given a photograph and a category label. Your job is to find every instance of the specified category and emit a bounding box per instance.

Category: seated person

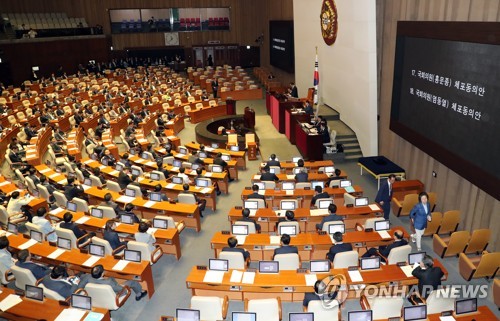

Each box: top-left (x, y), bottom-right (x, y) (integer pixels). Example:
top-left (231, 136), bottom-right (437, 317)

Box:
top-left (311, 186), bottom-right (330, 207)
top-left (152, 184), bottom-right (169, 201)
top-left (117, 168), bottom-right (133, 189)
top-left (411, 254), bottom-right (445, 299)
top-left (276, 210), bottom-right (297, 229)
top-left (213, 152), bottom-right (233, 181)
top-left (134, 222), bottom-right (156, 252)
top-left (100, 149), bottom-right (116, 167)
top-left (39, 175), bottom-right (57, 203)
top-left (303, 280), bottom-right (325, 308)
top-left (177, 184), bottom-right (206, 217)
top-left (236, 208), bottom-right (261, 233)
top-left (79, 264), bottom-right (147, 301)
top-left (273, 234), bottom-right (298, 258)
top-left (119, 153), bottom-right (132, 168)
top-left (247, 184), bottom-right (265, 200)
top-left (16, 249), bottom-right (50, 279)
top-left (0, 236), bottom-right (15, 271)
top-left (119, 204), bottom-right (141, 224)
top-left (32, 207), bottom-right (57, 242)
top-left (64, 177), bottom-right (87, 201)
top-left (260, 167), bottom-right (279, 182)
top-left (326, 232), bottom-right (353, 262)
top-left (326, 169), bottom-right (343, 187)
top-left (60, 212), bottom-right (95, 245)
top-left (41, 265), bottom-right (79, 299)
top-left (92, 167), bottom-right (107, 185)
top-left (362, 230), bottom-right (407, 262)
top-left (221, 236), bottom-right (250, 261)
top-left (316, 204), bottom-right (343, 231)
top-left (100, 193), bottom-right (121, 215)
top-left (263, 154), bottom-right (281, 171)
top-left (27, 167), bottom-right (41, 185)
top-left (295, 167), bottom-right (308, 182)
top-left (6, 191), bottom-right (31, 218)
top-left (303, 100), bottom-right (314, 115)
top-left (155, 160), bottom-right (170, 179)
top-left (177, 167), bottom-right (191, 185)
top-left (8, 146), bottom-right (29, 173)
top-left (103, 220), bottom-right (127, 250)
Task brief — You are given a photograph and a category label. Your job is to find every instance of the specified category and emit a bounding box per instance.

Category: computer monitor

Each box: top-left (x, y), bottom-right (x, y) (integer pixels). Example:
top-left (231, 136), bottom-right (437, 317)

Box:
top-left (348, 310), bottom-right (373, 321)
top-left (230, 145), bottom-right (239, 152)
top-left (328, 223), bottom-right (345, 234)
top-left (455, 298), bottom-right (477, 315)
top-left (7, 223), bottom-right (18, 234)
top-left (141, 152), bottom-right (149, 159)
top-left (269, 167), bottom-right (278, 174)
top-left (244, 200), bottom-right (259, 210)
top-left (32, 66), bottom-right (39, 71)
top-left (317, 199), bottom-right (333, 209)
top-left (259, 261), bottom-right (279, 273)
top-left (279, 225), bottom-right (297, 236)
top-left (211, 165), bottom-right (223, 173)
top-left (176, 308), bottom-right (200, 321)
top-left (115, 163), bottom-right (123, 171)
top-left (280, 200), bottom-right (296, 210)
top-left (354, 197), bottom-right (369, 207)
top-left (25, 285), bottom-right (44, 301)
top-left (125, 188), bottom-right (136, 197)
top-left (208, 259), bottom-right (228, 271)
top-left (199, 152), bottom-right (208, 159)
top-left (131, 168), bottom-right (140, 176)
top-left (121, 214), bottom-right (135, 224)
top-left (66, 201), bottom-right (77, 212)
top-left (408, 252), bottom-right (426, 265)
top-left (149, 192), bottom-right (162, 202)
top-left (195, 179), bottom-right (209, 187)
top-left (340, 180), bottom-right (352, 188)
top-left (129, 149), bottom-right (136, 155)
top-left (211, 143), bottom-right (219, 149)
top-left (221, 154), bottom-right (231, 161)
top-left (374, 220), bottom-right (390, 231)
top-left (191, 163), bottom-right (201, 170)
top-left (150, 172), bottom-right (160, 181)
top-left (324, 166), bottom-right (335, 174)
top-left (173, 159), bottom-right (182, 167)
top-left (232, 224), bottom-right (249, 235)
top-left (89, 244), bottom-right (105, 257)
top-left (153, 218), bottom-right (168, 229)
top-left (71, 294), bottom-right (92, 310)
top-left (292, 157), bottom-right (302, 163)
top-left (310, 260), bottom-right (330, 273)
top-left (403, 305), bottom-right (427, 321)
top-left (360, 257), bottom-right (381, 270)
top-left (293, 167), bottom-right (302, 174)
top-left (57, 237), bottom-right (72, 250)
top-left (311, 181), bottom-right (324, 190)
top-left (172, 176), bottom-right (183, 184)
top-left (101, 158), bottom-right (109, 166)
top-left (178, 147), bottom-right (188, 155)
top-left (289, 313), bottom-right (314, 321)
top-left (282, 182), bottom-right (295, 190)
top-left (232, 312), bottom-right (257, 321)
top-left (124, 249), bottom-right (141, 262)
top-left (254, 182), bottom-right (265, 190)
top-left (83, 178), bottom-right (92, 186)
top-left (30, 230), bottom-right (43, 243)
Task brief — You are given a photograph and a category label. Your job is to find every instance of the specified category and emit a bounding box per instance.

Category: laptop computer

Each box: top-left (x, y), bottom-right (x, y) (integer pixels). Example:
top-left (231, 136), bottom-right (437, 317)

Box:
top-left (289, 313), bottom-right (314, 321)
top-left (125, 188), bottom-right (136, 197)
top-left (30, 230), bottom-right (43, 243)
top-left (282, 181), bottom-right (295, 190)
top-left (153, 218), bottom-right (169, 229)
top-left (195, 179), bottom-right (209, 187)
top-left (348, 310), bottom-right (373, 321)
top-left (176, 308), bottom-right (200, 321)
top-left (259, 261), bottom-right (279, 273)
top-left (83, 178), bottom-right (92, 186)
top-left (230, 145), bottom-right (239, 152)
top-left (355, 197), bottom-right (369, 207)
top-left (280, 200), bottom-right (296, 210)
top-left (404, 305), bottom-right (427, 321)
top-left (7, 222), bottom-right (18, 235)
top-left (244, 200), bottom-right (259, 210)
top-left (89, 244), bottom-right (105, 257)
top-left (360, 257), bottom-right (381, 271)
top-left (253, 182), bottom-right (265, 190)
top-left (279, 225), bottom-right (297, 236)
top-left (150, 172), bottom-right (160, 181)
top-left (317, 199), bottom-right (332, 209)
top-left (90, 208), bottom-right (103, 218)
top-left (232, 312), bottom-right (256, 321)
top-left (208, 259), bottom-right (228, 271)
top-left (131, 168), bottom-right (140, 176)
top-left (57, 237), bottom-right (72, 250)
top-left (221, 154), bottom-right (231, 161)
top-left (232, 224), bottom-right (249, 235)
top-left (455, 298), bottom-right (478, 316)
top-left (211, 165), bottom-right (223, 173)
top-left (25, 285), bottom-right (44, 302)
top-left (173, 159), bottom-right (182, 168)
top-left (124, 249), bottom-right (141, 262)
top-left (71, 294), bottom-right (92, 310)
top-left (311, 181), bottom-right (324, 190)
top-left (149, 192), bottom-right (163, 202)
top-left (328, 223), bottom-right (345, 234)
top-left (121, 213), bottom-right (135, 224)
top-left (172, 176), bottom-right (183, 184)
top-left (66, 201), bottom-right (77, 212)
top-left (310, 260), bottom-right (330, 273)
top-left (408, 252), bottom-right (426, 265)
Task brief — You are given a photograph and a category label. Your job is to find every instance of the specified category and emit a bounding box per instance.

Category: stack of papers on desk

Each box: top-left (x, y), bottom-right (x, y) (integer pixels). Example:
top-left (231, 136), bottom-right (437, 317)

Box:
top-left (253, 175), bottom-right (261, 180)
top-left (48, 248), bottom-right (66, 259)
top-left (18, 239), bottom-right (39, 250)
top-left (84, 159), bottom-right (94, 164)
top-left (204, 172), bottom-right (213, 177)
top-left (0, 181), bottom-right (10, 187)
top-left (242, 272), bottom-right (255, 284)
top-left (50, 207), bottom-right (65, 215)
top-left (143, 201), bottom-right (156, 208)
top-left (258, 190), bottom-right (265, 195)
top-left (235, 235), bottom-right (246, 245)
top-left (275, 210), bottom-right (286, 217)
top-left (0, 294), bottom-right (23, 311)
top-left (305, 274), bottom-right (317, 286)
top-left (49, 173), bottom-right (60, 179)
top-left (230, 270), bottom-right (244, 283)
top-left (166, 183), bottom-right (176, 189)
top-left (75, 216), bottom-right (91, 224)
top-left (249, 210), bottom-right (257, 217)
top-left (117, 196), bottom-right (135, 203)
top-left (200, 188), bottom-right (211, 194)
top-left (285, 190), bottom-right (294, 195)
top-left (286, 175), bottom-right (295, 180)
top-left (112, 260), bottom-right (129, 271)
top-left (109, 170), bottom-right (119, 176)
top-left (369, 204), bottom-right (380, 211)
top-left (39, 168), bottom-right (52, 174)
top-left (348, 270), bottom-right (363, 282)
top-left (146, 161), bottom-right (156, 167)
top-left (344, 186), bottom-right (355, 193)
top-left (54, 308), bottom-right (87, 321)
top-left (377, 230), bottom-right (391, 239)
top-left (310, 209), bottom-right (329, 216)
top-left (203, 270), bottom-right (225, 284)
top-left (58, 179), bottom-right (68, 185)
top-left (270, 235), bottom-right (281, 245)
top-left (99, 165), bottom-right (106, 170)
top-left (83, 256), bottom-right (101, 267)
top-left (400, 263), bottom-right (419, 278)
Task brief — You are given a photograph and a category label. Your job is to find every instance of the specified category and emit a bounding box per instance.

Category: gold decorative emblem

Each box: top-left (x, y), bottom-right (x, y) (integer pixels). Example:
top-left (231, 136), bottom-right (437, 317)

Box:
top-left (320, 0), bottom-right (338, 46)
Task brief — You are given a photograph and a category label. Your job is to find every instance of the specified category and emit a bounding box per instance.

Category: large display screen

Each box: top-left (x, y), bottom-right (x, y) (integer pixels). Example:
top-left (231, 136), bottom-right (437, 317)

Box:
top-left (269, 20), bottom-right (294, 73)
top-left (390, 22), bottom-right (500, 199)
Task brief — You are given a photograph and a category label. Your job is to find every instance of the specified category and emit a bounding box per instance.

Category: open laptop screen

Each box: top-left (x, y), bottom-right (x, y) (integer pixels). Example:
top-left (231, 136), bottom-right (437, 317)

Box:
top-left (232, 224), bottom-right (249, 235)
top-left (360, 257), bottom-right (380, 270)
top-left (340, 180), bottom-right (352, 188)
top-left (176, 308), bottom-right (200, 321)
top-left (455, 298), bottom-right (477, 315)
top-left (30, 230), bottom-right (43, 243)
top-left (374, 220), bottom-right (390, 231)
top-left (71, 294), bottom-right (92, 310)
top-left (125, 188), bottom-right (136, 197)
top-left (57, 237), bottom-right (72, 250)
top-left (149, 192), bottom-right (162, 202)
top-left (311, 181), bottom-right (324, 190)
top-left (355, 197), bottom-right (369, 207)
top-left (232, 312), bottom-right (256, 321)
top-left (150, 172), bottom-right (160, 181)
top-left (280, 200), bottom-right (296, 210)
top-left (172, 176), bottom-right (183, 184)
top-left (282, 182), bottom-right (295, 190)
top-left (124, 249), bottom-right (141, 262)
top-left (89, 244), bottom-right (105, 257)
top-left (90, 208), bottom-right (103, 218)
top-left (328, 224), bottom-right (345, 234)
top-left (244, 200), bottom-right (259, 210)
top-left (279, 225), bottom-right (297, 236)
top-left (66, 201), bottom-right (77, 212)
top-left (289, 313), bottom-right (314, 321)
top-left (317, 199), bottom-right (332, 209)
top-left (408, 252), bottom-right (426, 265)
top-left (310, 260), bottom-right (330, 273)
top-left (348, 310), bottom-right (373, 321)
top-left (208, 259), bottom-right (228, 271)
top-left (259, 261), bottom-right (279, 273)
top-left (153, 218), bottom-right (168, 229)
top-left (404, 305), bottom-right (427, 321)
top-left (25, 285), bottom-right (43, 301)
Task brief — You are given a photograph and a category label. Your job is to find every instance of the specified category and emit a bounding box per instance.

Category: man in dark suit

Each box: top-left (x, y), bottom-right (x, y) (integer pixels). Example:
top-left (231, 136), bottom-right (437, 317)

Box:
top-left (213, 152), bottom-right (233, 181)
top-left (64, 177), bottom-right (87, 201)
top-left (273, 234), bottom-right (298, 258)
top-left (260, 167), bottom-right (279, 182)
top-left (276, 210), bottom-right (297, 229)
top-left (79, 264), bottom-right (147, 301)
top-left (119, 204), bottom-right (141, 223)
top-left (289, 82), bottom-right (298, 98)
top-left (375, 174), bottom-right (396, 220)
top-left (247, 184), bottom-right (265, 201)
top-left (263, 154), bottom-right (281, 171)
top-left (362, 230), bottom-right (407, 262)
top-left (326, 168), bottom-right (344, 187)
top-left (311, 186), bottom-right (330, 207)
top-left (411, 255), bottom-right (444, 299)
top-left (316, 204), bottom-right (343, 230)
top-left (60, 212), bottom-right (94, 245)
top-left (177, 184), bottom-right (206, 217)
top-left (39, 175), bottom-right (57, 203)
top-left (303, 280), bottom-right (325, 308)
top-left (211, 79), bottom-right (219, 98)
top-left (74, 111), bottom-right (84, 125)
top-left (221, 236), bottom-right (250, 261)
top-left (152, 184), bottom-right (169, 201)
top-left (295, 167), bottom-right (308, 182)
top-left (118, 168), bottom-right (133, 189)
top-left (100, 193), bottom-right (121, 215)
top-left (98, 111), bottom-right (110, 128)
top-left (41, 266), bottom-right (79, 299)
top-left (326, 232), bottom-right (353, 262)
top-left (237, 208), bottom-right (261, 232)
top-left (49, 136), bottom-right (65, 156)
top-left (23, 123), bottom-right (37, 140)
top-left (16, 249), bottom-right (50, 279)
top-left (303, 100), bottom-right (314, 115)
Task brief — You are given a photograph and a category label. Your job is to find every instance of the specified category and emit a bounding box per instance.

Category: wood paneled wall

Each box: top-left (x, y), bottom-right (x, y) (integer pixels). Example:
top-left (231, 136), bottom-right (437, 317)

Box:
top-left (377, 0), bottom-right (500, 251)
top-left (1, 0), bottom-right (293, 75)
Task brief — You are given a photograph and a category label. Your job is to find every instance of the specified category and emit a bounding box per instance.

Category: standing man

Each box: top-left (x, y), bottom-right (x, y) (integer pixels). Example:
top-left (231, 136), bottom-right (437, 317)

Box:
top-left (211, 78), bottom-right (219, 99)
top-left (375, 174), bottom-right (396, 220)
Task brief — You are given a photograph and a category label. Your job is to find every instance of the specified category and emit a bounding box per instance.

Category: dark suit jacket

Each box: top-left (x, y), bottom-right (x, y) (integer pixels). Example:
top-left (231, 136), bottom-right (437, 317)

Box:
top-left (290, 86), bottom-right (298, 98)
top-left (264, 160), bottom-right (281, 171)
top-left (64, 184), bottom-right (84, 201)
top-left (222, 247), bottom-right (250, 260)
top-left (295, 172), bottom-right (308, 182)
top-left (237, 217), bottom-right (261, 232)
top-left (118, 172), bottom-right (133, 189)
top-left (379, 239), bottom-right (408, 258)
top-left (16, 261), bottom-right (50, 280)
top-left (260, 172), bottom-right (279, 181)
top-left (327, 243), bottom-right (353, 262)
top-left (316, 213), bottom-right (344, 230)
top-left (311, 192), bottom-right (330, 206)
top-left (247, 192), bottom-right (265, 201)
top-left (60, 222), bottom-right (86, 239)
top-left (41, 275), bottom-right (78, 299)
top-left (273, 245), bottom-right (298, 258)
top-left (213, 157), bottom-right (227, 168)
top-left (104, 230), bottom-right (127, 250)
top-left (375, 181), bottom-right (393, 204)
top-left (412, 266), bottom-right (444, 298)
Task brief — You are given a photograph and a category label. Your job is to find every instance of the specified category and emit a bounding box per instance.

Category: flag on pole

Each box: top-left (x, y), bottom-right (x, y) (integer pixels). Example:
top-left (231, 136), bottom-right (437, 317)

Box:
top-left (313, 48), bottom-right (319, 106)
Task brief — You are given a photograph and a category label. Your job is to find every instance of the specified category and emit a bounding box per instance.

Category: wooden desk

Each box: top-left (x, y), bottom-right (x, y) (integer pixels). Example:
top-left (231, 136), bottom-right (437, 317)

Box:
top-left (228, 206), bottom-right (383, 233)
top-left (35, 165), bottom-right (68, 187)
top-left (429, 306), bottom-right (498, 321)
top-left (210, 227), bottom-right (408, 261)
top-left (0, 287), bottom-right (111, 321)
top-left (165, 116), bottom-right (185, 135)
top-left (260, 160), bottom-right (335, 173)
top-left (6, 233), bottom-right (155, 298)
top-left (66, 128), bottom-right (84, 161)
top-left (185, 142), bottom-right (246, 170)
top-left (219, 87), bottom-right (263, 101)
top-left (251, 171), bottom-right (347, 183)
top-left (188, 104), bottom-right (227, 124)
top-left (110, 114), bottom-right (129, 137)
top-left (0, 126), bottom-right (20, 164)
top-left (296, 121), bottom-right (324, 161)
top-left (25, 127), bottom-right (52, 166)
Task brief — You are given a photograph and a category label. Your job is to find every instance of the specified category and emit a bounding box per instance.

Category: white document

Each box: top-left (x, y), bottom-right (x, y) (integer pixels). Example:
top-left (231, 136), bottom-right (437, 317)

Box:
top-left (112, 260), bottom-right (129, 271)
top-left (170, 167), bottom-right (179, 172)
top-left (203, 270), bottom-right (225, 284)
top-left (82, 185), bottom-right (91, 191)
top-left (54, 308), bottom-right (87, 321)
top-left (348, 270), bottom-right (364, 282)
top-left (309, 209), bottom-right (329, 216)
top-left (146, 161), bottom-right (156, 167)
top-left (305, 274), bottom-right (317, 286)
top-left (241, 272), bottom-right (256, 284)
top-left (270, 235), bottom-right (281, 245)
top-left (167, 136), bottom-right (177, 140)
top-left (158, 148), bottom-right (166, 153)
top-left (57, 179), bottom-right (68, 186)
top-left (143, 201), bottom-right (156, 208)
top-left (286, 175), bottom-right (295, 180)
top-left (48, 248), bottom-right (66, 259)
top-left (369, 204), bottom-right (379, 211)
top-left (84, 159), bottom-right (94, 164)
top-left (200, 188), bottom-right (211, 194)
top-left (166, 183), bottom-right (176, 189)
top-left (18, 239), bottom-right (38, 250)
top-left (400, 263), bottom-right (419, 278)
top-left (230, 270), bottom-right (244, 283)
top-left (49, 173), bottom-right (60, 179)
top-left (205, 147), bottom-right (214, 152)
top-left (286, 190), bottom-right (294, 196)
top-left (75, 216), bottom-right (90, 225)
top-left (116, 196), bottom-right (136, 203)
top-left (39, 168), bottom-right (52, 174)
top-left (253, 175), bottom-right (261, 180)
top-left (439, 317), bottom-right (457, 321)
top-left (377, 230), bottom-right (391, 239)
top-left (257, 190), bottom-right (265, 195)
top-left (0, 181), bottom-right (10, 187)
top-left (275, 210), bottom-right (286, 217)
top-left (249, 210), bottom-right (257, 217)
top-left (235, 235), bottom-right (246, 245)
top-left (82, 256), bottom-right (101, 267)
top-left (166, 121), bottom-right (174, 125)
top-left (204, 172), bottom-right (213, 177)
top-left (99, 165), bottom-right (106, 170)
top-left (49, 207), bottom-right (65, 215)
top-left (0, 294), bottom-right (23, 311)
top-left (109, 170), bottom-right (119, 176)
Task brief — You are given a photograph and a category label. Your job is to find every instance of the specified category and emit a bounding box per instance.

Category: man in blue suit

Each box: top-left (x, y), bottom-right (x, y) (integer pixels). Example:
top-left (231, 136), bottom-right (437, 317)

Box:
top-left (273, 234), bottom-right (298, 258)
top-left (16, 249), bottom-right (50, 280)
top-left (327, 232), bottom-right (353, 262)
top-left (375, 174), bottom-right (396, 220)
top-left (41, 266), bottom-right (79, 299)
top-left (362, 230), bottom-right (408, 262)
top-left (316, 204), bottom-right (344, 231)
